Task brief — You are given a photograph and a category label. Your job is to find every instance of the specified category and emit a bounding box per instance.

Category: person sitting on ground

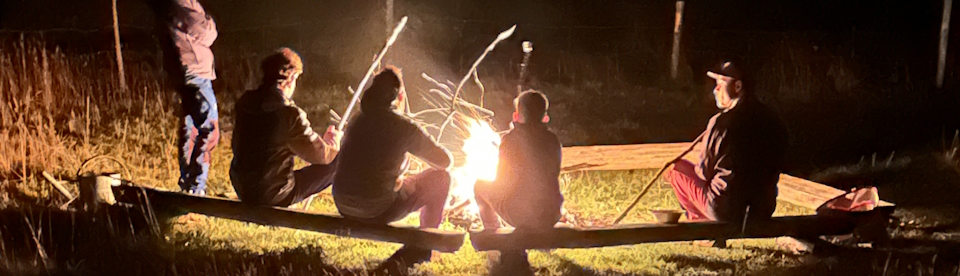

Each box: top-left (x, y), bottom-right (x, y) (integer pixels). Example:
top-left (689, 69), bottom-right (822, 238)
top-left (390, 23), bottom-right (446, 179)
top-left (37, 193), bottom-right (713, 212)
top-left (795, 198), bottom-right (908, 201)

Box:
top-left (230, 47), bottom-right (342, 207)
top-left (665, 61), bottom-right (789, 247)
top-left (332, 66), bottom-right (453, 257)
top-left (474, 90), bottom-right (563, 268)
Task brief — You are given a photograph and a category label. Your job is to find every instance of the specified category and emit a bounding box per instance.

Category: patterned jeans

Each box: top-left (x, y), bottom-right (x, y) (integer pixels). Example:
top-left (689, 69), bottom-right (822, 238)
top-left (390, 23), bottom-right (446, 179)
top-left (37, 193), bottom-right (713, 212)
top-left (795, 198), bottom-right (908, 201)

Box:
top-left (178, 75), bottom-right (219, 195)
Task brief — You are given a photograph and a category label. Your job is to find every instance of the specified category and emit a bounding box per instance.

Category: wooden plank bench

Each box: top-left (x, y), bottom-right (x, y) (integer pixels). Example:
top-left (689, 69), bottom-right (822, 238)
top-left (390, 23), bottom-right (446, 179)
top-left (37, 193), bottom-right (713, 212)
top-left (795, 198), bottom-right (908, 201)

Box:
top-left (112, 185), bottom-right (466, 252)
top-left (471, 206), bottom-right (895, 251)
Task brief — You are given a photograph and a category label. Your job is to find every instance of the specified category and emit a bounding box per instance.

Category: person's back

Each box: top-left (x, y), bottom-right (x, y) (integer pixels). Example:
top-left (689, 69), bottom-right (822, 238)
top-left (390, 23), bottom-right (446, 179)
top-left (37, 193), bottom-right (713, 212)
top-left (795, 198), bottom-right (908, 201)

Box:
top-left (496, 122), bottom-right (563, 225)
top-left (332, 67), bottom-right (452, 224)
top-left (475, 91), bottom-right (563, 231)
top-left (333, 110), bottom-right (440, 217)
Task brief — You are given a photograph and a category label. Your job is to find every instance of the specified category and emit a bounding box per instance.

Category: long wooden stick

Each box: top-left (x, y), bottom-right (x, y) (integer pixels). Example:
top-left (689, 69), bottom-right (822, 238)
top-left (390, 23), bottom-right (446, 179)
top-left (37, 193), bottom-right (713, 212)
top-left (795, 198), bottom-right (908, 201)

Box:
top-left (612, 132), bottom-right (705, 225)
top-left (448, 25), bottom-right (516, 113)
top-left (338, 16), bottom-right (408, 130)
top-left (437, 25), bottom-right (516, 139)
top-left (41, 171), bottom-right (74, 200)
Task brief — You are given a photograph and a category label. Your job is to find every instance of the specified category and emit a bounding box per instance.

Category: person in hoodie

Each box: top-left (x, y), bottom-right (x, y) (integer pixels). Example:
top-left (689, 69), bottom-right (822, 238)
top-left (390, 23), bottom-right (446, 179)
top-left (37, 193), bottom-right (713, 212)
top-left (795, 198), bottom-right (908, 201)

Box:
top-left (230, 47), bottom-right (342, 207)
top-left (333, 66), bottom-right (452, 257)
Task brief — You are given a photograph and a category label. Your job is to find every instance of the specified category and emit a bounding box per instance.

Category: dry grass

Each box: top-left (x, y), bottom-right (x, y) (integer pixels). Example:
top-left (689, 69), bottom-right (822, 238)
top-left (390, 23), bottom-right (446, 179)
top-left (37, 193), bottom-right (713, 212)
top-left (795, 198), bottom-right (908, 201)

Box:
top-left (4, 36), bottom-right (949, 275)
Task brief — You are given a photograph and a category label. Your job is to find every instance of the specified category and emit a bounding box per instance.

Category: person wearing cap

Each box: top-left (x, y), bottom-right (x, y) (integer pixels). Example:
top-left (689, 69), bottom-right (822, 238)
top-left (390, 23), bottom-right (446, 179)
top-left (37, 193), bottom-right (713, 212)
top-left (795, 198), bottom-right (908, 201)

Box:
top-left (149, 0), bottom-right (220, 196)
top-left (229, 47), bottom-right (343, 207)
top-left (666, 61), bottom-right (789, 233)
top-left (333, 66), bottom-right (453, 259)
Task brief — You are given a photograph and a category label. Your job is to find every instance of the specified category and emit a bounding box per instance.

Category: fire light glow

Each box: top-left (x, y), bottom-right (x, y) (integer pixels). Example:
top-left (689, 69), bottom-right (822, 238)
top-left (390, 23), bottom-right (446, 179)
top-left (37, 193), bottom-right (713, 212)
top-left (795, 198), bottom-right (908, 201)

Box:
top-left (448, 118), bottom-right (501, 217)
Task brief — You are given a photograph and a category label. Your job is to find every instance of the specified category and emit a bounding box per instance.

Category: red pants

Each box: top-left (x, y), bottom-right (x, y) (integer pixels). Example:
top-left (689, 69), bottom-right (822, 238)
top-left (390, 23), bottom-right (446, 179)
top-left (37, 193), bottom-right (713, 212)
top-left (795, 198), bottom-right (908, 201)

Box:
top-left (666, 160), bottom-right (716, 221)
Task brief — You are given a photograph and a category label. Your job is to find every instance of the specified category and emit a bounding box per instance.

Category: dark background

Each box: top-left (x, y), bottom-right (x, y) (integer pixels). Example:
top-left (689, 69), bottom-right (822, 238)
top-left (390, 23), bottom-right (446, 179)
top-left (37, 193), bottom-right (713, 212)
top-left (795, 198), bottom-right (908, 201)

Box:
top-left (2, 0), bottom-right (959, 174)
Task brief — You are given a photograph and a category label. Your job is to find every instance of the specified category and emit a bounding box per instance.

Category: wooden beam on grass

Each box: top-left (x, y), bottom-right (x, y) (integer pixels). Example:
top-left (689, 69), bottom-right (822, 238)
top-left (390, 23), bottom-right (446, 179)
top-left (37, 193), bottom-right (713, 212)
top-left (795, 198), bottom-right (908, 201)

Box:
top-left (471, 207), bottom-right (893, 251)
top-left (113, 185), bottom-right (466, 252)
top-left (561, 143), bottom-right (892, 210)
top-left (561, 143), bottom-right (700, 172)
top-left (938, 0), bottom-right (953, 89)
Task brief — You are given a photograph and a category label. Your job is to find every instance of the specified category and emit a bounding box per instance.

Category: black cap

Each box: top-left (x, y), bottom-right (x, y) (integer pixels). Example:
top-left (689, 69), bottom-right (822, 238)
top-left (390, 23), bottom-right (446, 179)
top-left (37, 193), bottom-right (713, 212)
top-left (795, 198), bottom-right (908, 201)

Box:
top-left (706, 61), bottom-right (743, 81)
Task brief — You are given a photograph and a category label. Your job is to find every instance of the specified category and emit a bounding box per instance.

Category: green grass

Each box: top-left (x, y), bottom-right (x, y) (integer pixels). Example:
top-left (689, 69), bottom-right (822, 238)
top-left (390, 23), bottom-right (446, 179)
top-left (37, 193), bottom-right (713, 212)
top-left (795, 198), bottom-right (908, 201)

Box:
top-left (159, 169), bottom-right (815, 275)
top-left (1, 39), bottom-right (824, 275)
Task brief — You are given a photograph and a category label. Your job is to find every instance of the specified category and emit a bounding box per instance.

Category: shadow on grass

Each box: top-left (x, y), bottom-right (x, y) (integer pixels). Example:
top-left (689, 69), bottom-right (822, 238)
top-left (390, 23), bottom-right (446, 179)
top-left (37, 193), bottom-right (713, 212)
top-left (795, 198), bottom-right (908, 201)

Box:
top-left (536, 252), bottom-right (602, 276)
top-left (661, 254), bottom-right (739, 274)
top-left (0, 197), bottom-right (364, 276)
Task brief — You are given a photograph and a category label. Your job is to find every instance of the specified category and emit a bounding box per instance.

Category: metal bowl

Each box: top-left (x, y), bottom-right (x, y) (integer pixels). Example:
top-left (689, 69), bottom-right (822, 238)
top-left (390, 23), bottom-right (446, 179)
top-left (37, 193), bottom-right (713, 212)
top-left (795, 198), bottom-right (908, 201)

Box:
top-left (650, 210), bottom-right (684, 224)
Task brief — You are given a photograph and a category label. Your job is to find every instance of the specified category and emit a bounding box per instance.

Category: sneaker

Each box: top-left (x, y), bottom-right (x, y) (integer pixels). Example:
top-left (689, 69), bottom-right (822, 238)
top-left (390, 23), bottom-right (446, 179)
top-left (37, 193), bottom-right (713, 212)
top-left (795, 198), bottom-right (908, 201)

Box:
top-left (776, 237), bottom-right (814, 254)
top-left (693, 239), bottom-right (727, 248)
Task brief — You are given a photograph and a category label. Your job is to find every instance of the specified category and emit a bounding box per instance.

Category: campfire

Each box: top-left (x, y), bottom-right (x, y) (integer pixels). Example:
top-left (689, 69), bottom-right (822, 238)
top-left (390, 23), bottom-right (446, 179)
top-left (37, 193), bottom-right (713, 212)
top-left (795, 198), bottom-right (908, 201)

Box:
top-left (446, 118), bottom-right (501, 224)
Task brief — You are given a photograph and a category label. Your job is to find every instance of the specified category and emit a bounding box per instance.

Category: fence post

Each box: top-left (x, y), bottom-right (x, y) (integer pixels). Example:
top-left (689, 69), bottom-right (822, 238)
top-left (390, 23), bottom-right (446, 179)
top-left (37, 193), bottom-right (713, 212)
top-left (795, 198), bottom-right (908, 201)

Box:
top-left (671, 1), bottom-right (685, 81)
top-left (938, 0), bottom-right (953, 89)
top-left (112, 0), bottom-right (127, 92)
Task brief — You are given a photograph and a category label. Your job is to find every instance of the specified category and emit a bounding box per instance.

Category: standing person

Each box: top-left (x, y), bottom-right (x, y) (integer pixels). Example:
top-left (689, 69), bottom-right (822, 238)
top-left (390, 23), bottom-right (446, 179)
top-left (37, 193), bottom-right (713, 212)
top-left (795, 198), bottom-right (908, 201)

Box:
top-left (151, 0), bottom-right (220, 195)
top-left (333, 66), bottom-right (453, 259)
top-left (474, 90), bottom-right (563, 271)
top-left (665, 61), bottom-right (789, 247)
top-left (230, 47), bottom-right (342, 207)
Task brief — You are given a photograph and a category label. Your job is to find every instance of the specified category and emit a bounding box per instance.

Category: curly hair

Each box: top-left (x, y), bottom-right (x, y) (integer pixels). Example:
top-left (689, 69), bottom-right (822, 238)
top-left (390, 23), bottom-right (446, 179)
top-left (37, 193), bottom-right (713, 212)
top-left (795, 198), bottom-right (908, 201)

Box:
top-left (261, 47), bottom-right (304, 83)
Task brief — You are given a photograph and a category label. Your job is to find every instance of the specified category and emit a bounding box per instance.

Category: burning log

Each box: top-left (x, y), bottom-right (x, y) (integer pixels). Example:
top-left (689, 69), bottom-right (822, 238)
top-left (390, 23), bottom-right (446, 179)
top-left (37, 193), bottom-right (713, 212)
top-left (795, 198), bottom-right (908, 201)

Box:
top-left (112, 185), bottom-right (466, 252)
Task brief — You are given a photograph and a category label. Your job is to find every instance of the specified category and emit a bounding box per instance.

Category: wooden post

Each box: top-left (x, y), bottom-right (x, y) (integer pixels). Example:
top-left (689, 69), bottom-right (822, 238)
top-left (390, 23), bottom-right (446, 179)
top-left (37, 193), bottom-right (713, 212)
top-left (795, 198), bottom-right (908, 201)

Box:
top-left (938, 0), bottom-right (953, 89)
top-left (670, 1), bottom-right (685, 80)
top-left (111, 0), bottom-right (127, 92)
top-left (385, 0), bottom-right (394, 38)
